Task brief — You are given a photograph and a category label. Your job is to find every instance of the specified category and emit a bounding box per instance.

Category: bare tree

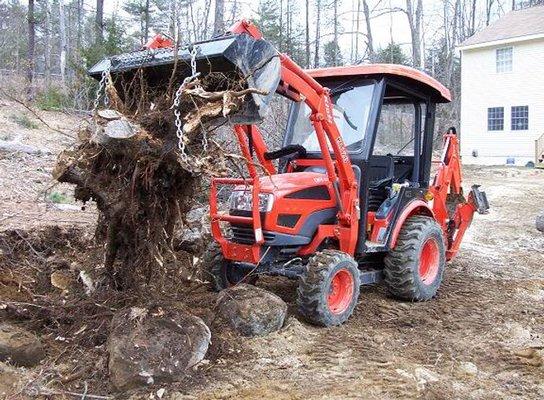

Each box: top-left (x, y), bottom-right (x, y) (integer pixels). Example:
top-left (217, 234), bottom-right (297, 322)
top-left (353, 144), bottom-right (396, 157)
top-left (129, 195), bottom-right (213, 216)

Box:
top-left (314, 0), bottom-right (321, 67)
top-left (305, 0), bottom-right (310, 67)
top-left (96, 0), bottom-right (104, 44)
top-left (362, 0), bottom-right (374, 61)
top-left (354, 0), bottom-right (361, 62)
top-left (76, 0), bottom-right (83, 49)
top-left (144, 0), bottom-right (151, 43)
top-left (59, 0), bottom-right (67, 85)
top-left (213, 0), bottom-right (225, 36)
top-left (333, 0), bottom-right (339, 66)
top-left (44, 0), bottom-right (52, 89)
top-left (486, 0), bottom-right (495, 25)
top-left (27, 0), bottom-right (36, 99)
top-left (405, 0), bottom-right (423, 68)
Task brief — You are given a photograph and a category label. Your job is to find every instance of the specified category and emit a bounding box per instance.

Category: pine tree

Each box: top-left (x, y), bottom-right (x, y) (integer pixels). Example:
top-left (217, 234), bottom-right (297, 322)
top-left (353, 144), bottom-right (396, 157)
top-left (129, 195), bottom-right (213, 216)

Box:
top-left (256, 0), bottom-right (281, 48)
top-left (375, 43), bottom-right (409, 65)
top-left (123, 0), bottom-right (153, 45)
top-left (323, 40), bottom-right (343, 67)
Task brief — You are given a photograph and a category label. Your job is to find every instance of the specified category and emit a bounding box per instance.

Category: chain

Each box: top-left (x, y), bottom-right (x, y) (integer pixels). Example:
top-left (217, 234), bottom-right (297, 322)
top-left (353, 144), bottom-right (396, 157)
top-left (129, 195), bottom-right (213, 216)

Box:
top-left (172, 45), bottom-right (200, 167)
top-left (92, 66), bottom-right (111, 113)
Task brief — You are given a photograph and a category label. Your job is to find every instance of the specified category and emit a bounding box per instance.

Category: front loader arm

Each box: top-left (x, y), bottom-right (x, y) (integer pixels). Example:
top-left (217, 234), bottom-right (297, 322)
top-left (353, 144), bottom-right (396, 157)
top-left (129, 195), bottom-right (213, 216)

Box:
top-left (225, 22), bottom-right (360, 255)
top-left (430, 128), bottom-right (489, 260)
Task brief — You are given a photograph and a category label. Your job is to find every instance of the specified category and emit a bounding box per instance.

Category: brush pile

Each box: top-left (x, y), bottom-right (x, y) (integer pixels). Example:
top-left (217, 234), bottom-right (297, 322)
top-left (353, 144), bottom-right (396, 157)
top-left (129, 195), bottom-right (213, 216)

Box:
top-left (53, 71), bottom-right (261, 289)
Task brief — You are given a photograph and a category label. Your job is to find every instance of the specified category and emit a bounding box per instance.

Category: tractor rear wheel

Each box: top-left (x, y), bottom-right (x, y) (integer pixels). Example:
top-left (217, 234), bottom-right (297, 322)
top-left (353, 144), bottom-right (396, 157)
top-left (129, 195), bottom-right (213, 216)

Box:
top-left (384, 216), bottom-right (445, 301)
top-left (297, 250), bottom-right (361, 326)
top-left (201, 244), bottom-right (257, 291)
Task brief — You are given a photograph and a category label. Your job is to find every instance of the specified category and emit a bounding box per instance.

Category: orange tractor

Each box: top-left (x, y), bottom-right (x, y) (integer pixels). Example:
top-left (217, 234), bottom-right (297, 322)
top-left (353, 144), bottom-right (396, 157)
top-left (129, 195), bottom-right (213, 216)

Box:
top-left (90, 21), bottom-right (488, 326)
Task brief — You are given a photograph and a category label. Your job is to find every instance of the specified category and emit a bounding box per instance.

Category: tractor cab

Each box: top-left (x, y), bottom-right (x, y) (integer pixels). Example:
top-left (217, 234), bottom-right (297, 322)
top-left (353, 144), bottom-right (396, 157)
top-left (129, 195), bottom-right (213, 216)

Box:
top-left (283, 65), bottom-right (451, 216)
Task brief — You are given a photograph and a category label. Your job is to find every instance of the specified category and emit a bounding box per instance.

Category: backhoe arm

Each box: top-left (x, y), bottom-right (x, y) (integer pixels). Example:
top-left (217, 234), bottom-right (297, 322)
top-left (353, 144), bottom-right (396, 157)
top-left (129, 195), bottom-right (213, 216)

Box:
top-left (430, 128), bottom-right (489, 260)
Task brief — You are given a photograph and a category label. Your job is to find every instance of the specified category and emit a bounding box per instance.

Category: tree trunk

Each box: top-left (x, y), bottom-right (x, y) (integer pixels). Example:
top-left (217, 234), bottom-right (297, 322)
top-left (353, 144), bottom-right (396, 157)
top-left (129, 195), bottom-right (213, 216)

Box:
top-left (144, 0), bottom-right (150, 43)
top-left (305, 0), bottom-right (310, 68)
top-left (44, 0), bottom-right (52, 89)
top-left (470, 0), bottom-right (477, 36)
top-left (77, 0), bottom-right (83, 49)
top-left (405, 0), bottom-right (423, 68)
top-left (59, 0), bottom-right (67, 86)
top-left (279, 0), bottom-right (283, 51)
top-left (95, 0), bottom-right (104, 44)
top-left (212, 0), bottom-right (224, 36)
top-left (362, 0), bottom-right (374, 61)
top-left (314, 0), bottom-right (321, 67)
top-left (26, 0), bottom-right (36, 100)
top-left (354, 0), bottom-right (361, 62)
top-left (333, 0), bottom-right (339, 66)
top-left (486, 0), bottom-right (493, 26)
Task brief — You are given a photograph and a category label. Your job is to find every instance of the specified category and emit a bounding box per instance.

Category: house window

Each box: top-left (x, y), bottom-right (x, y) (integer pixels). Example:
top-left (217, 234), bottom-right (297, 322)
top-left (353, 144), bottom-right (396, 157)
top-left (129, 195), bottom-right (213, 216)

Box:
top-left (496, 47), bottom-right (512, 73)
top-left (511, 106), bottom-right (528, 130)
top-left (488, 107), bottom-right (504, 131)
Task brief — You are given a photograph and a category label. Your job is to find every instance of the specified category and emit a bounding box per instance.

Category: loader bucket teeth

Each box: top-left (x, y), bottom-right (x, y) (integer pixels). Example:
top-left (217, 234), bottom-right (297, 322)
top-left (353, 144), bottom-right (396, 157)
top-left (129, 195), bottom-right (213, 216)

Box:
top-left (88, 33), bottom-right (281, 125)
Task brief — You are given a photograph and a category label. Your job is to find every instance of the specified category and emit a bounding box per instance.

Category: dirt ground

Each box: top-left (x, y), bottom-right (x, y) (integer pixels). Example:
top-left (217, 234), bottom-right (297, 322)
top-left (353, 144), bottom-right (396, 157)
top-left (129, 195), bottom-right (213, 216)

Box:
top-left (0, 100), bottom-right (543, 399)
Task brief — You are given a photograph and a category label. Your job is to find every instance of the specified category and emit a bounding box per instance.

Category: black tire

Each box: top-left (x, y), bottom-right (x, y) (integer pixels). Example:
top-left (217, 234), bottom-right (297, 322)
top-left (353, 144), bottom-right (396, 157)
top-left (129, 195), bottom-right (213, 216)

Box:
top-left (201, 243), bottom-right (257, 291)
top-left (297, 250), bottom-right (361, 326)
top-left (384, 216), bottom-right (446, 301)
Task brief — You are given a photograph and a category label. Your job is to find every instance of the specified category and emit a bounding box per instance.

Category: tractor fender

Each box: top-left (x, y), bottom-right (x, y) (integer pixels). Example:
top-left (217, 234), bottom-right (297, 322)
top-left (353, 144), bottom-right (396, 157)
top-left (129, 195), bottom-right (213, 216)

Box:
top-left (388, 200), bottom-right (434, 249)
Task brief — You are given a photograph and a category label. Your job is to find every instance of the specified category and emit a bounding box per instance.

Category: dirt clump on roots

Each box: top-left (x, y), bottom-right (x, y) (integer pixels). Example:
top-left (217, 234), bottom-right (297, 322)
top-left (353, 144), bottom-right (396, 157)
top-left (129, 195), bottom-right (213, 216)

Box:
top-left (52, 71), bottom-right (257, 290)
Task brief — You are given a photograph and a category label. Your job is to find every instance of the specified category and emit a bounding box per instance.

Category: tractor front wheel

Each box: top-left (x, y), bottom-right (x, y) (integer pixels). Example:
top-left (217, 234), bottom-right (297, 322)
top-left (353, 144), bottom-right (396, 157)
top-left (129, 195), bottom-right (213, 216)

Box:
top-left (297, 250), bottom-right (361, 326)
top-left (202, 244), bottom-right (257, 291)
top-left (384, 216), bottom-right (446, 301)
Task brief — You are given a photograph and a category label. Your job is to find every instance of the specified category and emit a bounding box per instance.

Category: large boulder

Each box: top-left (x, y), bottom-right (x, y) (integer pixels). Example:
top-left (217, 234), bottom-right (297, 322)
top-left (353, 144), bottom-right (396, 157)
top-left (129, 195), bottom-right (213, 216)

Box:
top-left (0, 323), bottom-right (45, 367)
top-left (107, 305), bottom-right (211, 391)
top-left (215, 284), bottom-right (287, 337)
top-left (536, 211), bottom-right (544, 233)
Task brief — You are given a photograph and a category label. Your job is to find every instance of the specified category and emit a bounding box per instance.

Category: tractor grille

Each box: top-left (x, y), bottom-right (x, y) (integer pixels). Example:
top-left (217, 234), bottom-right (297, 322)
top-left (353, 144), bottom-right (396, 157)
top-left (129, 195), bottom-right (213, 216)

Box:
top-left (230, 225), bottom-right (275, 244)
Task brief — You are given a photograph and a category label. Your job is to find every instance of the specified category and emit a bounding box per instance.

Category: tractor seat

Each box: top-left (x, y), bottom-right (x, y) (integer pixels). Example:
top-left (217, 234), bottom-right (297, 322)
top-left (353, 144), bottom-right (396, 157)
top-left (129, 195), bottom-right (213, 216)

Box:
top-left (367, 155), bottom-right (394, 188)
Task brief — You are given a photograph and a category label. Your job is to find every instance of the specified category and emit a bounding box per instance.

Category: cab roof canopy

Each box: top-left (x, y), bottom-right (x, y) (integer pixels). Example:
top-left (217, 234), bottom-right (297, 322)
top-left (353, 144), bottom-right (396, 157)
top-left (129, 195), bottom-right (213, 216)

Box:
top-left (306, 64), bottom-right (451, 103)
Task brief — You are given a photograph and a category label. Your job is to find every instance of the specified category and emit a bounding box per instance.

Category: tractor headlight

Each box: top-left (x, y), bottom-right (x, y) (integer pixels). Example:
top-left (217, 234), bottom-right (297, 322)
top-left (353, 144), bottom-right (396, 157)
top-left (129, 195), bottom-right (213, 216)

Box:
top-left (229, 191), bottom-right (274, 212)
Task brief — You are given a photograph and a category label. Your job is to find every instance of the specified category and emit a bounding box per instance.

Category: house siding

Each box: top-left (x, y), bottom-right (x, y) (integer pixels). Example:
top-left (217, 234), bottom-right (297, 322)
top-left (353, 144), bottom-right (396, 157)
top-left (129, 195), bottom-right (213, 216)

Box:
top-left (460, 38), bottom-right (544, 165)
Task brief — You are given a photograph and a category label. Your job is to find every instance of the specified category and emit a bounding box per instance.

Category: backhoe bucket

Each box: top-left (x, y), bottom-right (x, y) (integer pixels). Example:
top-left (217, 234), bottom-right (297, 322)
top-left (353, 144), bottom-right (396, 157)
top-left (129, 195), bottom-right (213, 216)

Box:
top-left (88, 33), bottom-right (281, 124)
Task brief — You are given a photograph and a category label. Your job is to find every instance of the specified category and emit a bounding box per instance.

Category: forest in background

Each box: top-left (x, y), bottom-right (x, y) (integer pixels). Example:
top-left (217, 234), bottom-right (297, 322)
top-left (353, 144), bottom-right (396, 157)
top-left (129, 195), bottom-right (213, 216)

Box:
top-left (1, 0), bottom-right (543, 125)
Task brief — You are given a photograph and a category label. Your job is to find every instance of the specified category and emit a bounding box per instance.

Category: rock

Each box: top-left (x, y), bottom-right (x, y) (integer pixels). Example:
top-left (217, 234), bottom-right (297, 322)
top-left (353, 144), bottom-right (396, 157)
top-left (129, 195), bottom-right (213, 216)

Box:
top-left (0, 362), bottom-right (26, 397)
top-left (536, 211), bottom-right (544, 232)
top-left (52, 203), bottom-right (81, 212)
top-left (0, 323), bottom-right (45, 367)
top-left (514, 347), bottom-right (543, 367)
top-left (50, 270), bottom-right (76, 291)
top-left (215, 284), bottom-right (287, 337)
top-left (175, 206), bottom-right (210, 254)
top-left (107, 305), bottom-right (211, 391)
top-left (103, 119), bottom-right (136, 139)
top-left (414, 367), bottom-right (440, 384)
top-left (458, 361), bottom-right (478, 376)
top-left (97, 109), bottom-right (122, 121)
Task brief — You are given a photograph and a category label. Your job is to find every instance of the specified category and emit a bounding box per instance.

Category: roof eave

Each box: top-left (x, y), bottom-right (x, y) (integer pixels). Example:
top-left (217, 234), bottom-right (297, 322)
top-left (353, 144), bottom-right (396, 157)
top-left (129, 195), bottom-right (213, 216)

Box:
top-left (458, 32), bottom-right (544, 51)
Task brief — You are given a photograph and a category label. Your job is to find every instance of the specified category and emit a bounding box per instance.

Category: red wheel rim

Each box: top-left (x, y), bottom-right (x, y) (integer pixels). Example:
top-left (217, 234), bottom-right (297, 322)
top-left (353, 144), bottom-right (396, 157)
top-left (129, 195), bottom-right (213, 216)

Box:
top-left (419, 238), bottom-right (440, 285)
top-left (327, 269), bottom-right (355, 314)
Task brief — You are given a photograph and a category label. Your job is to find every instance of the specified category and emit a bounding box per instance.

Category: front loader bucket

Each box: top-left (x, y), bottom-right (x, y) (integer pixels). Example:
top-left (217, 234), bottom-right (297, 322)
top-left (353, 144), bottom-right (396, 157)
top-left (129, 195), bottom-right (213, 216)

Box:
top-left (88, 33), bottom-right (281, 124)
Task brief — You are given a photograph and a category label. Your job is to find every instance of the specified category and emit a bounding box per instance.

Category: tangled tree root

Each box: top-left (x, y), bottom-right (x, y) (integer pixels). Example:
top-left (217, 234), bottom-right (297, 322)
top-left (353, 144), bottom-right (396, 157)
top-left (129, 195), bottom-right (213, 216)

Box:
top-left (54, 72), bottom-right (255, 289)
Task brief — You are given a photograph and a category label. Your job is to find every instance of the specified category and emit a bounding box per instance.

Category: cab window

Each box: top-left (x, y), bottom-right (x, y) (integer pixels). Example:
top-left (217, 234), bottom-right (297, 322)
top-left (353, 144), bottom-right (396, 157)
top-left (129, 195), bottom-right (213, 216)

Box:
top-left (289, 82), bottom-right (375, 152)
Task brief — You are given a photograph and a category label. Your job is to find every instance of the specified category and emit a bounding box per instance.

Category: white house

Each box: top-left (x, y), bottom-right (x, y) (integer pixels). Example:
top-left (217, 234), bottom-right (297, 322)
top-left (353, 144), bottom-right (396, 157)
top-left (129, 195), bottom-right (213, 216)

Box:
top-left (458, 6), bottom-right (544, 166)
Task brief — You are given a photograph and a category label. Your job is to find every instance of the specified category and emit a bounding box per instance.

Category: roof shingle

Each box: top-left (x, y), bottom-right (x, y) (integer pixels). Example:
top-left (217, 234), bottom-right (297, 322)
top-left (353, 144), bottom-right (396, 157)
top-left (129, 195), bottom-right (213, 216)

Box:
top-left (460, 5), bottom-right (544, 48)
